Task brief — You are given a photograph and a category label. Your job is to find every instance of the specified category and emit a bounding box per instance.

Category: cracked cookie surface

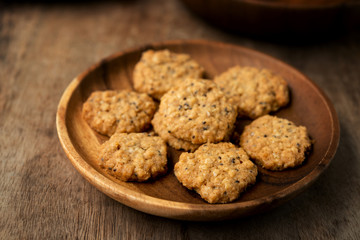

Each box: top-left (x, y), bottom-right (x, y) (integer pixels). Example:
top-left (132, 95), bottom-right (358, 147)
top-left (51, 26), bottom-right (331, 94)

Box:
top-left (240, 115), bottom-right (312, 171)
top-left (174, 142), bottom-right (258, 203)
top-left (156, 78), bottom-right (237, 144)
top-left (214, 66), bottom-right (289, 119)
top-left (133, 49), bottom-right (205, 99)
top-left (100, 133), bottom-right (167, 181)
top-left (82, 90), bottom-right (156, 136)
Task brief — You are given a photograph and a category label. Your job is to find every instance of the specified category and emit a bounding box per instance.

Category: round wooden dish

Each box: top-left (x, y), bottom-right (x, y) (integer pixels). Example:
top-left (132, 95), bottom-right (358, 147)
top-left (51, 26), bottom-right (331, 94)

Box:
top-left (56, 40), bottom-right (339, 221)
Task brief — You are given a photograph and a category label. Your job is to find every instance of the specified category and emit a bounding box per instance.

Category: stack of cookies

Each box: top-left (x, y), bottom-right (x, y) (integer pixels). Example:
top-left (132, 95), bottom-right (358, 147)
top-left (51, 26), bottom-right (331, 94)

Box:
top-left (82, 49), bottom-right (312, 203)
top-left (152, 78), bottom-right (237, 152)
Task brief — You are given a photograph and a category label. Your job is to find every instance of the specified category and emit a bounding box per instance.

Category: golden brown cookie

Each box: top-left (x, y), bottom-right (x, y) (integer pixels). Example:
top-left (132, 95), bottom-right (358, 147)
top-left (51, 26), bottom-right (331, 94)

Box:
top-left (240, 115), bottom-right (312, 171)
top-left (174, 142), bottom-right (258, 203)
top-left (133, 49), bottom-right (205, 99)
top-left (82, 90), bottom-right (156, 136)
top-left (152, 111), bottom-right (200, 152)
top-left (214, 66), bottom-right (289, 119)
top-left (156, 78), bottom-right (237, 144)
top-left (100, 132), bottom-right (167, 182)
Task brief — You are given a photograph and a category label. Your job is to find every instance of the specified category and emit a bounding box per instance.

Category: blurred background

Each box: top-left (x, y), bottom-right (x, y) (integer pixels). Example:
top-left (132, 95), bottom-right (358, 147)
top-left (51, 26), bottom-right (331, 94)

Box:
top-left (1, 0), bottom-right (360, 239)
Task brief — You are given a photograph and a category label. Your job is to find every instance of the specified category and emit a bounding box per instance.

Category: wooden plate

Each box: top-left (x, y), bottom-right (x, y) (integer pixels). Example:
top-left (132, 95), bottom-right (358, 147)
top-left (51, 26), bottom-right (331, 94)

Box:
top-left (56, 40), bottom-right (339, 221)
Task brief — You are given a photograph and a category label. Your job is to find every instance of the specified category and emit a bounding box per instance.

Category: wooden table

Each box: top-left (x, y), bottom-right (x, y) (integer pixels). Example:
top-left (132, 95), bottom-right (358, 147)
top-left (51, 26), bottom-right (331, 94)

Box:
top-left (1, 0), bottom-right (359, 238)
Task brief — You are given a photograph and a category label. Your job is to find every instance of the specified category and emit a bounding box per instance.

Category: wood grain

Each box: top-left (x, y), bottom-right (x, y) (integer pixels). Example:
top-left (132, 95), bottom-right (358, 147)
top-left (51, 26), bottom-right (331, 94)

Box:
top-left (1, 0), bottom-right (360, 238)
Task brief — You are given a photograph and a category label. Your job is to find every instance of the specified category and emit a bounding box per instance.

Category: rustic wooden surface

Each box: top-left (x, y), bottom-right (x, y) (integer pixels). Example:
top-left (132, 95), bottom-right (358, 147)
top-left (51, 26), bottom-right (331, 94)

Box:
top-left (1, 0), bottom-right (359, 239)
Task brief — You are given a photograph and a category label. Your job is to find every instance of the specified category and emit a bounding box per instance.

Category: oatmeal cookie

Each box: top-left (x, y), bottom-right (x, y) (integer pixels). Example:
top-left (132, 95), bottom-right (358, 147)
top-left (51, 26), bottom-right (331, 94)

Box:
top-left (174, 142), bottom-right (257, 203)
top-left (100, 132), bottom-right (167, 182)
top-left (240, 115), bottom-right (312, 171)
top-left (214, 66), bottom-right (289, 119)
top-left (133, 49), bottom-right (205, 99)
top-left (82, 90), bottom-right (156, 136)
top-left (156, 78), bottom-right (237, 144)
top-left (152, 111), bottom-right (200, 152)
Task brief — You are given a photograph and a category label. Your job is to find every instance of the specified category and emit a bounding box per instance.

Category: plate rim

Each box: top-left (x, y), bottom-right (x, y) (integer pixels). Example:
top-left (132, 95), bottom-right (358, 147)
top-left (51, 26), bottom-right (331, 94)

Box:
top-left (56, 39), bottom-right (340, 220)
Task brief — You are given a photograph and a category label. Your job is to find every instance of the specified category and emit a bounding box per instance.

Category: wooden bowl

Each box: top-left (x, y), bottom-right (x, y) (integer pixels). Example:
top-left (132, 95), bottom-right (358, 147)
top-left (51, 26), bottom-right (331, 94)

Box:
top-left (179, 0), bottom-right (347, 39)
top-left (56, 40), bottom-right (339, 221)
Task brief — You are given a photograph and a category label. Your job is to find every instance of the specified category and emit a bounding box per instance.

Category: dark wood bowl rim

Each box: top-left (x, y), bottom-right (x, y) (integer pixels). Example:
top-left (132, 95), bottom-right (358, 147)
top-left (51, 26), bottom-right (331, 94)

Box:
top-left (230, 0), bottom-right (346, 9)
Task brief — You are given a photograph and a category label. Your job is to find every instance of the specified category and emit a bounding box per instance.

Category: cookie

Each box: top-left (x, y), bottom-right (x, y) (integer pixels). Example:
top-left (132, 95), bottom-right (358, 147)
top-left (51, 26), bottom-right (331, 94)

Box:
top-left (82, 90), bottom-right (156, 136)
top-left (240, 115), bottom-right (312, 171)
top-left (100, 132), bottom-right (167, 182)
top-left (174, 142), bottom-right (258, 203)
top-left (214, 66), bottom-right (289, 119)
top-left (152, 111), bottom-right (201, 152)
top-left (156, 78), bottom-right (237, 144)
top-left (133, 49), bottom-right (205, 99)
